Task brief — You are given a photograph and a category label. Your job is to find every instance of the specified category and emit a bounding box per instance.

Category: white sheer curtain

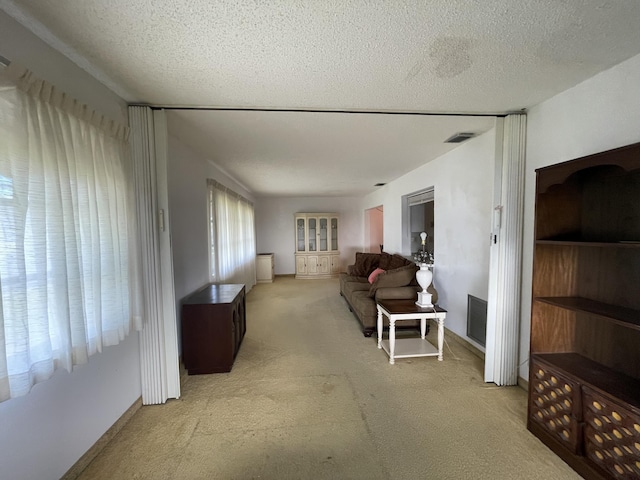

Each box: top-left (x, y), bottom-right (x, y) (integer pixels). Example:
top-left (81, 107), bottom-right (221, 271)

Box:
top-left (0, 63), bottom-right (142, 402)
top-left (207, 179), bottom-right (256, 290)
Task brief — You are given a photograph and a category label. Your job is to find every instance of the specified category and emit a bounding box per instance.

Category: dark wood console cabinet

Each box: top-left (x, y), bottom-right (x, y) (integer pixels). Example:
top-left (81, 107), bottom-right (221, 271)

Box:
top-left (528, 142), bottom-right (640, 480)
top-left (181, 283), bottom-right (246, 374)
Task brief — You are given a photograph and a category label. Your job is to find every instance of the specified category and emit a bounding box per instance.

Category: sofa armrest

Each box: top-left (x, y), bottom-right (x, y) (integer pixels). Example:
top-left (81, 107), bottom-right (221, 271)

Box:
top-left (347, 264), bottom-right (356, 275)
top-left (375, 286), bottom-right (419, 301)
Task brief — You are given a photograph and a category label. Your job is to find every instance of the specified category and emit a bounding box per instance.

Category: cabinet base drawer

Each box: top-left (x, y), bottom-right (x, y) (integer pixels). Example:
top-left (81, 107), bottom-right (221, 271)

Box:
top-left (583, 387), bottom-right (640, 479)
top-left (529, 358), bottom-right (583, 454)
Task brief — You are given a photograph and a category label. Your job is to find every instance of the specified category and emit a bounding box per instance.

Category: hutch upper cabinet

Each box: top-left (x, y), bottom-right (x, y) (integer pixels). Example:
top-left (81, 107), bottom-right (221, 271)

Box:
top-left (294, 213), bottom-right (340, 279)
top-left (528, 142), bottom-right (640, 480)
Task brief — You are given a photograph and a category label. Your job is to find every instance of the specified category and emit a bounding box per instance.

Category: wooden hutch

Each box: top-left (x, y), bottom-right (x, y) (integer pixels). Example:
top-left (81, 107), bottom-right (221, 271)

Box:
top-left (528, 142), bottom-right (640, 479)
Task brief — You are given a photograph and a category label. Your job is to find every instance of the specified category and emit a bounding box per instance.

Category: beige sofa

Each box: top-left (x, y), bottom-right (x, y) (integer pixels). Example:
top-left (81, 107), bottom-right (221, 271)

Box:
top-left (339, 252), bottom-right (438, 337)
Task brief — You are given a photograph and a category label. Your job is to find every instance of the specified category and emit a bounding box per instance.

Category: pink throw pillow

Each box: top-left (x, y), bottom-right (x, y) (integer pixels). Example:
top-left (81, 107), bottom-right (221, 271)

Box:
top-left (368, 268), bottom-right (385, 284)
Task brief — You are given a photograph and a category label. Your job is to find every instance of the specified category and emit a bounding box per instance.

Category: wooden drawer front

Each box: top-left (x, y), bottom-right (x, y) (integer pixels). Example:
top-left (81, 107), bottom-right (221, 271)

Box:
top-left (529, 359), bottom-right (582, 453)
top-left (583, 388), bottom-right (640, 479)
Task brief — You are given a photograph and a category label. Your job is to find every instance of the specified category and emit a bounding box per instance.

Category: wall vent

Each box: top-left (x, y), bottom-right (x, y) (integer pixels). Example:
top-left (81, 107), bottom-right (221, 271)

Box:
top-left (444, 132), bottom-right (477, 143)
top-left (467, 294), bottom-right (487, 346)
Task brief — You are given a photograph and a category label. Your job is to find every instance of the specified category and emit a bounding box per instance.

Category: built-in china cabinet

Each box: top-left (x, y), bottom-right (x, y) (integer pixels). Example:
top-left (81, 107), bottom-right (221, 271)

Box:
top-left (294, 213), bottom-right (340, 279)
top-left (528, 142), bottom-right (640, 480)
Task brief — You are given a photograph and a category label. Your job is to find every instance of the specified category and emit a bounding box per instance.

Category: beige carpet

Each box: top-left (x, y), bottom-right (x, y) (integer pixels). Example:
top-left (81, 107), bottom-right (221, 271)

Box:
top-left (75, 277), bottom-right (581, 480)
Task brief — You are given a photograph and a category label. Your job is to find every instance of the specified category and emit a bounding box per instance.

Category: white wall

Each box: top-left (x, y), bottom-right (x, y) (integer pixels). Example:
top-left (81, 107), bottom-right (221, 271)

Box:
top-left (362, 130), bottom-right (496, 344)
top-left (0, 11), bottom-right (141, 480)
top-left (167, 133), bottom-right (255, 349)
top-left (519, 52), bottom-right (640, 380)
top-left (167, 133), bottom-right (254, 302)
top-left (255, 196), bottom-right (364, 275)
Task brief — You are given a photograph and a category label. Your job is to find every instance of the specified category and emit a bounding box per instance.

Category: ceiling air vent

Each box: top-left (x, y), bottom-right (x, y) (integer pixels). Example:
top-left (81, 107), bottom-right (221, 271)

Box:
top-left (374, 183), bottom-right (386, 187)
top-left (444, 132), bottom-right (477, 143)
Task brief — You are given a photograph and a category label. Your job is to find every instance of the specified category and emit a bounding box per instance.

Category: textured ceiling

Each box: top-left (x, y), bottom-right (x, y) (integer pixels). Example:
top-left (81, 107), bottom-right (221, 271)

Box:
top-left (167, 110), bottom-right (495, 196)
top-left (3, 0), bottom-right (640, 196)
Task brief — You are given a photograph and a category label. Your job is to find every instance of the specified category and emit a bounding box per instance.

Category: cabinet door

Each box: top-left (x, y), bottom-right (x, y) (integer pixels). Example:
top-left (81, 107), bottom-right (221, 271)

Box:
top-left (308, 218), bottom-right (317, 251)
top-left (317, 255), bottom-right (330, 274)
top-left (582, 387), bottom-right (640, 479)
top-left (308, 255), bottom-right (319, 274)
top-left (330, 217), bottom-right (339, 251)
top-left (256, 255), bottom-right (273, 281)
top-left (529, 358), bottom-right (582, 454)
top-left (296, 256), bottom-right (307, 275)
top-left (331, 255), bottom-right (340, 274)
top-left (319, 217), bottom-right (328, 251)
top-left (296, 217), bottom-right (307, 253)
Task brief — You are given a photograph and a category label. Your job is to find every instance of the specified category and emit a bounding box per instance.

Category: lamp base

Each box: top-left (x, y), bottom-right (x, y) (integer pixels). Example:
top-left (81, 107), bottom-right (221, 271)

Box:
top-left (416, 291), bottom-right (433, 308)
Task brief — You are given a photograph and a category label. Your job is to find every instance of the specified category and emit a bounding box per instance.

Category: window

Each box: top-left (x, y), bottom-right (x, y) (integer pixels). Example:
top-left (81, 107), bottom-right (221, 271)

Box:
top-left (207, 186), bottom-right (217, 281)
top-left (207, 180), bottom-right (256, 289)
top-left (0, 63), bottom-right (140, 402)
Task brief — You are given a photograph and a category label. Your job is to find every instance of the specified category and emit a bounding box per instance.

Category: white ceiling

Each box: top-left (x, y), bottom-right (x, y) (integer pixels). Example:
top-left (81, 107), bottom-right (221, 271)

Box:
top-left (167, 110), bottom-right (495, 196)
top-left (3, 0), bottom-right (640, 196)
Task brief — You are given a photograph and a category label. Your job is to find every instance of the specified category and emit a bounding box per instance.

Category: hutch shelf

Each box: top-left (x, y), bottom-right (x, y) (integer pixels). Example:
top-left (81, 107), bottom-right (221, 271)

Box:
top-left (528, 142), bottom-right (640, 480)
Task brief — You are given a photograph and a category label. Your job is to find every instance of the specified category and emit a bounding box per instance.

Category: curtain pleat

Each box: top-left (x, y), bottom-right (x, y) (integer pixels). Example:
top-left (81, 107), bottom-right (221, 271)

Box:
top-left (0, 63), bottom-right (141, 402)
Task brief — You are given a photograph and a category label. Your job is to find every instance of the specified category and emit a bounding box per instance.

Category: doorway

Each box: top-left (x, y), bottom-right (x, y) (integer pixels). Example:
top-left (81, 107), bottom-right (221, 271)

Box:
top-left (409, 201), bottom-right (434, 259)
top-left (364, 206), bottom-right (383, 253)
top-left (402, 188), bottom-right (435, 259)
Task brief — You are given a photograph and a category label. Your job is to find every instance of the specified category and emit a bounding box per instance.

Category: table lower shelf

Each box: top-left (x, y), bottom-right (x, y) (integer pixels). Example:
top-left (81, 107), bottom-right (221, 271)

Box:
top-left (380, 337), bottom-right (439, 360)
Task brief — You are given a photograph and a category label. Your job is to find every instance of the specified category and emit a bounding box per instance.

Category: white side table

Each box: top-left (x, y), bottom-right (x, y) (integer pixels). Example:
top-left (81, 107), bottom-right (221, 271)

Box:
top-left (376, 299), bottom-right (447, 364)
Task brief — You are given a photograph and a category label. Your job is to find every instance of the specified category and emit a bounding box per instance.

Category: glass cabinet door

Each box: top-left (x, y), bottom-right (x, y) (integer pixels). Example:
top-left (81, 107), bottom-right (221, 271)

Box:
top-left (297, 218), bottom-right (306, 252)
top-left (308, 218), bottom-right (317, 251)
top-left (319, 218), bottom-right (328, 251)
top-left (331, 217), bottom-right (338, 251)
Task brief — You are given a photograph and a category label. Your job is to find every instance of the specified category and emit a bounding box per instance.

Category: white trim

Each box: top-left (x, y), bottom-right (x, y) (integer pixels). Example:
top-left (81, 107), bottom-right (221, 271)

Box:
top-left (407, 188), bottom-right (435, 206)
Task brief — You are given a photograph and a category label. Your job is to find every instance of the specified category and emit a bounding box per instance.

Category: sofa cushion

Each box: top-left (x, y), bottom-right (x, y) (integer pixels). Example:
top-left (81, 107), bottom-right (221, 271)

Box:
top-left (339, 273), bottom-right (366, 295)
top-left (340, 273), bottom-right (365, 286)
top-left (351, 252), bottom-right (380, 277)
top-left (342, 278), bottom-right (372, 297)
top-left (375, 286), bottom-right (420, 301)
top-left (378, 252), bottom-right (392, 270)
top-left (369, 263), bottom-right (418, 297)
top-left (388, 254), bottom-right (412, 270)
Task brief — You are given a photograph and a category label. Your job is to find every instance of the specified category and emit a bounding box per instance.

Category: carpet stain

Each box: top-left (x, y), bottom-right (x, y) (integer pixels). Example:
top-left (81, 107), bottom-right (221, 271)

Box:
top-left (321, 382), bottom-right (335, 394)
